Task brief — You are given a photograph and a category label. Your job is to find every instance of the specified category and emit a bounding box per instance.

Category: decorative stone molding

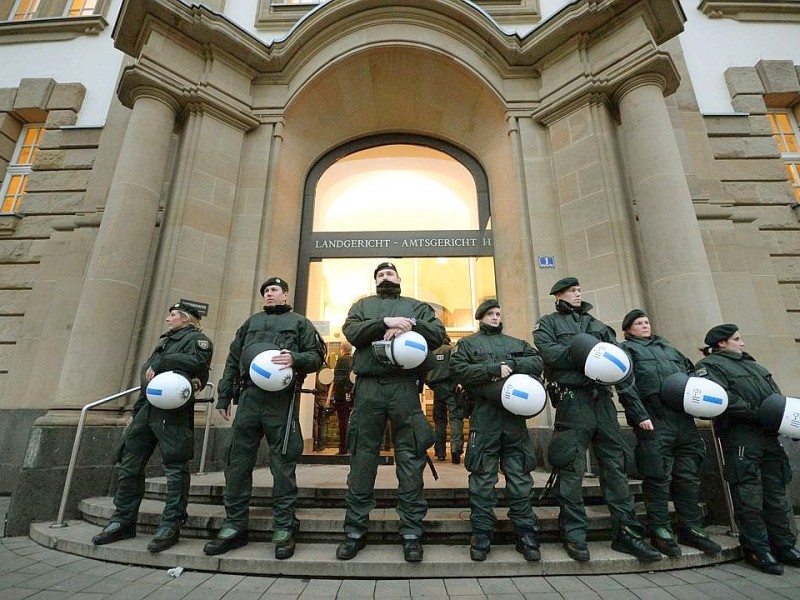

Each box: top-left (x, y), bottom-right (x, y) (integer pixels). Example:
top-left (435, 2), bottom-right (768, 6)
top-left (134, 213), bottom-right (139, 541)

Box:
top-left (0, 15), bottom-right (107, 45)
top-left (699, 1), bottom-right (800, 22)
top-left (0, 214), bottom-right (21, 235)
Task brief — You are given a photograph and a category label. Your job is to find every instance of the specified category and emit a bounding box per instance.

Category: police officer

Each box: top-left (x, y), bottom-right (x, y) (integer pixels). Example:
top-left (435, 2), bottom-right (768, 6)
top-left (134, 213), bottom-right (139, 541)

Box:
top-left (204, 277), bottom-right (324, 560)
top-left (328, 341), bottom-right (354, 455)
top-left (336, 262), bottom-right (445, 563)
top-left (450, 299), bottom-right (543, 562)
top-left (92, 302), bottom-right (213, 553)
top-left (697, 324), bottom-right (800, 574)
top-left (620, 309), bottom-right (722, 557)
top-left (426, 336), bottom-right (464, 464)
top-left (533, 277), bottom-right (660, 563)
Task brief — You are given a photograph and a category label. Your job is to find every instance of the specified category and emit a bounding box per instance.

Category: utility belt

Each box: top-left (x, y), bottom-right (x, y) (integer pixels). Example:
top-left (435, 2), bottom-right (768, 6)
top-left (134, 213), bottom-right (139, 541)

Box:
top-left (546, 380), bottom-right (603, 408)
top-left (358, 374), bottom-right (419, 385)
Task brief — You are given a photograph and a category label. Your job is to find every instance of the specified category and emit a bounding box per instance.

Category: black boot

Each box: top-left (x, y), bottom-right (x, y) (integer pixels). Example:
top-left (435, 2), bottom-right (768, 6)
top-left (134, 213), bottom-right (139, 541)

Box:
top-left (452, 453), bottom-right (461, 465)
top-left (273, 530), bottom-right (296, 560)
top-left (744, 549), bottom-right (783, 575)
top-left (611, 529), bottom-right (662, 562)
top-left (515, 531), bottom-right (541, 562)
top-left (563, 540), bottom-right (590, 562)
top-left (773, 546), bottom-right (800, 567)
top-left (403, 537), bottom-right (423, 562)
top-left (203, 528), bottom-right (248, 556)
top-left (677, 526), bottom-right (721, 556)
top-left (336, 535), bottom-right (366, 560)
top-left (92, 522), bottom-right (136, 546)
top-left (470, 533), bottom-right (491, 561)
top-left (650, 527), bottom-right (681, 557)
top-left (147, 524), bottom-right (180, 553)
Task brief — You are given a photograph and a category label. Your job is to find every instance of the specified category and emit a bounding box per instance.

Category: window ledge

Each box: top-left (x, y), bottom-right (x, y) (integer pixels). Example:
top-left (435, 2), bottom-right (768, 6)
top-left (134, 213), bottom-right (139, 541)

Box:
top-left (699, 1), bottom-right (800, 23)
top-left (0, 214), bottom-right (21, 236)
top-left (0, 15), bottom-right (108, 45)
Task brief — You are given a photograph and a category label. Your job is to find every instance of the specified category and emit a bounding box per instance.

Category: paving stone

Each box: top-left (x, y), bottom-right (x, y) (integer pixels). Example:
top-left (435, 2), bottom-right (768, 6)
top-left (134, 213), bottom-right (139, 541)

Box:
top-left (597, 591), bottom-right (639, 600)
top-left (0, 588), bottom-right (38, 600)
top-left (48, 574), bottom-right (107, 592)
top-left (266, 578), bottom-right (308, 595)
top-left (298, 578), bottom-right (340, 599)
top-left (444, 577), bottom-right (484, 595)
top-left (639, 572), bottom-right (684, 588)
top-left (336, 579), bottom-right (375, 597)
top-left (546, 576), bottom-right (595, 593)
top-left (375, 579), bottom-right (409, 597)
top-left (108, 566), bottom-right (159, 581)
top-left (666, 585), bottom-right (712, 600)
top-left (181, 587), bottom-right (227, 600)
top-left (231, 576), bottom-right (276, 594)
top-left (578, 575), bottom-right (624, 591)
top-left (109, 583), bottom-right (162, 600)
top-left (632, 589), bottom-right (677, 600)
top-left (610, 574), bottom-right (657, 589)
top-left (479, 577), bottom-right (522, 595)
top-left (689, 582), bottom-right (750, 600)
top-left (18, 592), bottom-right (72, 600)
top-left (521, 594), bottom-right (561, 600)
top-left (410, 579), bottom-right (446, 596)
top-left (668, 570), bottom-right (715, 584)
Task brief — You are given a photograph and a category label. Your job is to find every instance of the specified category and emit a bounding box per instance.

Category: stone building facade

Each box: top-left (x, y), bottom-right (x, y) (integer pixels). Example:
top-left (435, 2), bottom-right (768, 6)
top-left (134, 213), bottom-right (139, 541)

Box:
top-left (1, 0), bottom-right (799, 533)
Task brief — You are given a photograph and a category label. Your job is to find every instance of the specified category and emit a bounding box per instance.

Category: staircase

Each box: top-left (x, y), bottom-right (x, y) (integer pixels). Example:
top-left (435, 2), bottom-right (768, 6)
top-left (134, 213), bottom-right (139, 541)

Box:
top-left (29, 457), bottom-right (741, 578)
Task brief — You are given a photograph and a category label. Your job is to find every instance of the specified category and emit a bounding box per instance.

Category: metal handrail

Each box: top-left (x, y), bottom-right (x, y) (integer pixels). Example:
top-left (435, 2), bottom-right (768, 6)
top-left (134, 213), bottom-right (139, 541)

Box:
top-left (51, 382), bottom-right (217, 528)
top-left (711, 425), bottom-right (739, 536)
top-left (51, 387), bottom-right (141, 528)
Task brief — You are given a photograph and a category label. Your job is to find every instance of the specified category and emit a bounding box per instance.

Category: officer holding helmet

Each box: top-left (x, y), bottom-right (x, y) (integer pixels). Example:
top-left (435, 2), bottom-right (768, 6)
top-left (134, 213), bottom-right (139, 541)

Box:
top-left (533, 277), bottom-right (660, 563)
top-left (92, 302), bottom-right (213, 553)
top-left (204, 277), bottom-right (325, 560)
top-left (336, 262), bottom-right (445, 563)
top-left (619, 309), bottom-right (721, 557)
top-left (697, 324), bottom-right (800, 574)
top-left (450, 299), bottom-right (544, 562)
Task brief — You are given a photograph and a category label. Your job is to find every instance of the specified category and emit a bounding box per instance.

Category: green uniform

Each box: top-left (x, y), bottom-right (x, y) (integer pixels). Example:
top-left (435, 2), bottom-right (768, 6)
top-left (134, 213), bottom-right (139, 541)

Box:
top-left (696, 350), bottom-right (796, 556)
top-left (620, 335), bottom-right (705, 535)
top-left (427, 343), bottom-right (464, 459)
top-left (216, 306), bottom-right (324, 533)
top-left (112, 324), bottom-right (213, 529)
top-left (342, 288), bottom-right (445, 538)
top-left (533, 301), bottom-right (643, 545)
top-left (450, 322), bottom-right (543, 536)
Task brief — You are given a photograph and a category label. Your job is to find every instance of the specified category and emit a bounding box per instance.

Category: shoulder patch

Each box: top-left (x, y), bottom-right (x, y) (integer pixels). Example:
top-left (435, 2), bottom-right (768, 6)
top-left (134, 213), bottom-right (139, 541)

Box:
top-left (197, 339), bottom-right (210, 350)
top-left (694, 367), bottom-right (708, 377)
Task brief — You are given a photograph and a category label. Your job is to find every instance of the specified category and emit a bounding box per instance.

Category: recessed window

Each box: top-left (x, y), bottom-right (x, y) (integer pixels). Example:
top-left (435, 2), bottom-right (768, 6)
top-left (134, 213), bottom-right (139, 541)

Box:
top-left (1, 125), bottom-right (44, 214)
top-left (12, 0), bottom-right (40, 20)
top-left (67, 0), bottom-right (96, 17)
top-left (768, 111), bottom-right (800, 203)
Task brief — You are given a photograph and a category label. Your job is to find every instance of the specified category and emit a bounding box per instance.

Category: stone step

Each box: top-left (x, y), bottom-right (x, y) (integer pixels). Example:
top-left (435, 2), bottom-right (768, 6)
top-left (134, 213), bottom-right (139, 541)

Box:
top-left (30, 520), bottom-right (741, 579)
top-left (145, 464), bottom-right (642, 509)
top-left (81, 496), bottom-right (663, 543)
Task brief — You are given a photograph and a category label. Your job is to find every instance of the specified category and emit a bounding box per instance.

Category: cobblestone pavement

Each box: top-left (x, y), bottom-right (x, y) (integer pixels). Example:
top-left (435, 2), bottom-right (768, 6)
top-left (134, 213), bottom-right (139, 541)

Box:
top-left (2, 535), bottom-right (800, 600)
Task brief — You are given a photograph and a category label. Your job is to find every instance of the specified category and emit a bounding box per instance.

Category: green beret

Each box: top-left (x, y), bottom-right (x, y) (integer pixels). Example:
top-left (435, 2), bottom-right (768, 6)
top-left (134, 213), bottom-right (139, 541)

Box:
top-left (622, 309), bottom-right (647, 332)
top-left (475, 298), bottom-right (500, 320)
top-left (704, 323), bottom-right (738, 348)
top-left (169, 301), bottom-right (201, 320)
top-left (260, 277), bottom-right (289, 294)
top-left (373, 261), bottom-right (398, 279)
top-left (550, 276), bottom-right (579, 295)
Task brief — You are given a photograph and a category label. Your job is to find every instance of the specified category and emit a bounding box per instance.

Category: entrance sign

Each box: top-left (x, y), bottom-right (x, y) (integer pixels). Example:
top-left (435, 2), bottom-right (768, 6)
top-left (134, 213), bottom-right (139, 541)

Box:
top-left (310, 230), bottom-right (493, 258)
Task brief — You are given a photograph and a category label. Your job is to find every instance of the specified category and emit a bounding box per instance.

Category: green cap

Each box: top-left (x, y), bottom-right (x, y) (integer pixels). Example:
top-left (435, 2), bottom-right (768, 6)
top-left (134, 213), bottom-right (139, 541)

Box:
top-left (549, 277), bottom-right (579, 295)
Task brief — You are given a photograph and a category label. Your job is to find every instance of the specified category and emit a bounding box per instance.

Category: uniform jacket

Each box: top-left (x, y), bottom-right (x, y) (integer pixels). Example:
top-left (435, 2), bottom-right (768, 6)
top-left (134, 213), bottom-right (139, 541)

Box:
top-left (533, 301), bottom-right (616, 388)
top-left (343, 288), bottom-right (445, 377)
top-left (136, 324), bottom-right (213, 412)
top-left (697, 350), bottom-right (781, 435)
top-left (217, 306), bottom-right (324, 409)
top-left (450, 322), bottom-right (543, 402)
top-left (620, 334), bottom-right (693, 425)
top-left (426, 343), bottom-right (454, 386)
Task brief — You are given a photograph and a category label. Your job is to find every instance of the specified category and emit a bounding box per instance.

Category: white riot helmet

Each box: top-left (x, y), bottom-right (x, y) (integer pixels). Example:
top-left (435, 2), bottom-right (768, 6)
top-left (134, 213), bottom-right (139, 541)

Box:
top-left (372, 331), bottom-right (428, 369)
top-left (146, 371), bottom-right (193, 410)
top-left (569, 333), bottom-right (631, 384)
top-left (661, 373), bottom-right (729, 419)
top-left (249, 349), bottom-right (294, 392)
top-left (499, 374), bottom-right (547, 417)
top-left (760, 394), bottom-right (800, 438)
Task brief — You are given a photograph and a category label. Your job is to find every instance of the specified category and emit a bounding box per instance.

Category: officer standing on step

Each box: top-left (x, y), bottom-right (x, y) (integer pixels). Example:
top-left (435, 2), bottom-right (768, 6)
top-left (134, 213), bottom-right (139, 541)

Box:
top-left (336, 262), bottom-right (445, 563)
top-left (450, 299), bottom-right (543, 563)
top-left (533, 277), bottom-right (661, 563)
top-left (204, 277), bottom-right (325, 560)
top-left (92, 302), bottom-right (213, 553)
top-left (426, 335), bottom-right (464, 464)
top-left (619, 309), bottom-right (722, 558)
top-left (697, 323), bottom-right (800, 575)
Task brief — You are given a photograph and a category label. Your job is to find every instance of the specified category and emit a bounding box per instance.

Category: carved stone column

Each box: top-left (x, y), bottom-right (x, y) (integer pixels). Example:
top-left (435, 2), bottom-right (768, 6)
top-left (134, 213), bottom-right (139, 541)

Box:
top-left (45, 87), bottom-right (180, 418)
top-left (615, 75), bottom-right (722, 352)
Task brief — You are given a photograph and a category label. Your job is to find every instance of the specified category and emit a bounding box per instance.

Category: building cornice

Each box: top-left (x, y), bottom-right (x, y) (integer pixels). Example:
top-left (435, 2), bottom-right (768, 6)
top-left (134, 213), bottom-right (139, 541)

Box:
top-left (699, 1), bottom-right (800, 23)
top-left (0, 15), bottom-right (107, 45)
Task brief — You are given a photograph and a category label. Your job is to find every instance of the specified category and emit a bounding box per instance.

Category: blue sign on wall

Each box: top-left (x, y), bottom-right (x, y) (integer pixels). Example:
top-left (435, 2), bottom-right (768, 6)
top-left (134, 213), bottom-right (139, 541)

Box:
top-left (538, 256), bottom-right (555, 268)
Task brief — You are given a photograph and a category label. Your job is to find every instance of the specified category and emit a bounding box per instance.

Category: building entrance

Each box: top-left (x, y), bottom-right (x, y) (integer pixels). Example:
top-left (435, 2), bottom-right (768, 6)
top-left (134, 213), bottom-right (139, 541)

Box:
top-left (294, 136), bottom-right (496, 453)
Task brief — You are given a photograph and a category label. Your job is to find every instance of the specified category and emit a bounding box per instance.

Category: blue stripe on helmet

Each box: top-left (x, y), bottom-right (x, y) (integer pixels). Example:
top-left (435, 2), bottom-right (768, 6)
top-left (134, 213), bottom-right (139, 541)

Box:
top-left (602, 351), bottom-right (628, 372)
top-left (404, 340), bottom-right (426, 352)
top-left (702, 395), bottom-right (724, 405)
top-left (252, 364), bottom-right (272, 379)
top-left (512, 389), bottom-right (529, 399)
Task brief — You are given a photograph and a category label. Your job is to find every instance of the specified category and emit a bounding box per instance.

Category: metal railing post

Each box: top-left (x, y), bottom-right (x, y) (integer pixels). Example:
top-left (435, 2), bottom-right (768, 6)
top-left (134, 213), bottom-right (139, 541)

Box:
top-left (711, 426), bottom-right (739, 536)
top-left (51, 387), bottom-right (141, 528)
top-left (195, 383), bottom-right (215, 476)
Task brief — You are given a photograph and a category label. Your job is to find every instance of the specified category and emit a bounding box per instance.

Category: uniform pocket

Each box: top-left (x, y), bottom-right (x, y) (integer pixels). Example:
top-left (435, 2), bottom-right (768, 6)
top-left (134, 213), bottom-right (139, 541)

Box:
top-left (160, 424), bottom-right (194, 463)
top-left (464, 429), bottom-right (496, 474)
top-left (410, 412), bottom-right (435, 457)
top-left (635, 434), bottom-right (665, 479)
top-left (547, 428), bottom-right (579, 469)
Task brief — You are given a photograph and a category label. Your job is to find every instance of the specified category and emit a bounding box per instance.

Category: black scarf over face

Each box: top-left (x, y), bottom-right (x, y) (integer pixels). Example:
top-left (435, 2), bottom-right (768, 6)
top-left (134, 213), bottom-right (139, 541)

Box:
top-left (264, 304), bottom-right (291, 314)
top-left (377, 280), bottom-right (401, 298)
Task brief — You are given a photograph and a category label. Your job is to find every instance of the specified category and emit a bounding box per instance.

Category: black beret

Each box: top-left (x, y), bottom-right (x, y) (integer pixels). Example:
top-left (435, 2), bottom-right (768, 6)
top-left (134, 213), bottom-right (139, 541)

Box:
top-left (622, 309), bottom-right (647, 332)
top-left (550, 277), bottom-right (579, 296)
top-left (260, 277), bottom-right (289, 295)
top-left (704, 323), bottom-right (738, 348)
top-left (169, 301), bottom-right (201, 320)
top-left (475, 298), bottom-right (500, 320)
top-left (373, 261), bottom-right (398, 279)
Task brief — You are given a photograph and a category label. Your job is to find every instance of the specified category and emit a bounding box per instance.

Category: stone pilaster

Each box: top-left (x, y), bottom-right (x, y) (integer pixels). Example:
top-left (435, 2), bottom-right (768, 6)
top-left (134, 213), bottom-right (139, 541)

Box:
top-left (614, 75), bottom-right (722, 353)
top-left (43, 87), bottom-right (179, 419)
